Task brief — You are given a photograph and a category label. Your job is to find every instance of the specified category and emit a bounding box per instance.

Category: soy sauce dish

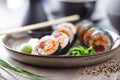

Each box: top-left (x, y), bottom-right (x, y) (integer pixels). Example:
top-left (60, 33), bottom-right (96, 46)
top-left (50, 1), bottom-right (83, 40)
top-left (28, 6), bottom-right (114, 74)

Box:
top-left (2, 20), bottom-right (120, 68)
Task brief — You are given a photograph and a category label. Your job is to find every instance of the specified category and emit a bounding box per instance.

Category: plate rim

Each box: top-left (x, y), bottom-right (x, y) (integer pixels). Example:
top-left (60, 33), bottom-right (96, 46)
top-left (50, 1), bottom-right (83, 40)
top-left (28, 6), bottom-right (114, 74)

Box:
top-left (2, 31), bottom-right (120, 58)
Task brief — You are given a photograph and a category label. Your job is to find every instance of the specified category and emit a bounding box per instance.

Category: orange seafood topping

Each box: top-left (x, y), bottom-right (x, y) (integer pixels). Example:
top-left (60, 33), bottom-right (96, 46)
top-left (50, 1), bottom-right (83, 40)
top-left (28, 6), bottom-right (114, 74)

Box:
top-left (53, 32), bottom-right (66, 47)
top-left (76, 23), bottom-right (82, 32)
top-left (44, 39), bottom-right (56, 53)
top-left (67, 26), bottom-right (72, 31)
top-left (79, 29), bottom-right (88, 41)
top-left (85, 29), bottom-right (94, 44)
top-left (59, 40), bottom-right (64, 46)
top-left (57, 29), bottom-right (70, 37)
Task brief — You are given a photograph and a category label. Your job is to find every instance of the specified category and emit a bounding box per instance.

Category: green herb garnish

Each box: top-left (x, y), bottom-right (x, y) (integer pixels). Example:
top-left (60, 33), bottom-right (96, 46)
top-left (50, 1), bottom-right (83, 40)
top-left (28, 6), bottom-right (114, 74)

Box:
top-left (69, 46), bottom-right (96, 56)
top-left (0, 59), bottom-right (47, 80)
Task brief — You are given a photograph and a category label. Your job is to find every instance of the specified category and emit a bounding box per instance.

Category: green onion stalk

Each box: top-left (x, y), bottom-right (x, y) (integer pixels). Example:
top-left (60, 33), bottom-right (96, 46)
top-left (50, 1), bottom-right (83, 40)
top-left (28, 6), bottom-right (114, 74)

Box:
top-left (0, 59), bottom-right (48, 80)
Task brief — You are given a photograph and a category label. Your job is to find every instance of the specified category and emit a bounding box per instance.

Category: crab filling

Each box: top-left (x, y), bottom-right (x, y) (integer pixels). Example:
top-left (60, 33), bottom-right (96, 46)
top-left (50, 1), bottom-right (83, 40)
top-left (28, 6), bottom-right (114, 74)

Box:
top-left (43, 39), bottom-right (56, 53)
top-left (53, 32), bottom-right (69, 49)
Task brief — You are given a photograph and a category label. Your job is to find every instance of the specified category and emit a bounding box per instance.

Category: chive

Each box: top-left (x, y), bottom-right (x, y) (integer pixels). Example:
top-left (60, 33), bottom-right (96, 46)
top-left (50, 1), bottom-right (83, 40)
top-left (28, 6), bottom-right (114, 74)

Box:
top-left (0, 59), bottom-right (46, 80)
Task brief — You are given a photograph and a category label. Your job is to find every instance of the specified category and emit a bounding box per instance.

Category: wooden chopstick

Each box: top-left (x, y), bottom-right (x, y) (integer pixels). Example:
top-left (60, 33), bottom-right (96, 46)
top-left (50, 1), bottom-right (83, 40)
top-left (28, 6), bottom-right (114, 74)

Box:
top-left (0, 15), bottom-right (80, 35)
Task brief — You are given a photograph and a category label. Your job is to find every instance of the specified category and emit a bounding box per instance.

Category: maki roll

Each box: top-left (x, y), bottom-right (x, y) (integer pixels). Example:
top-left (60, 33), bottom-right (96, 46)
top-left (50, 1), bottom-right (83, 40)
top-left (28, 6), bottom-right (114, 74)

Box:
top-left (38, 36), bottom-right (61, 55)
top-left (55, 27), bottom-right (74, 43)
top-left (57, 23), bottom-right (77, 34)
top-left (89, 31), bottom-right (113, 52)
top-left (77, 21), bottom-right (96, 42)
top-left (57, 23), bottom-right (77, 43)
top-left (83, 27), bottom-right (102, 46)
top-left (52, 31), bottom-right (70, 54)
top-left (76, 20), bottom-right (91, 33)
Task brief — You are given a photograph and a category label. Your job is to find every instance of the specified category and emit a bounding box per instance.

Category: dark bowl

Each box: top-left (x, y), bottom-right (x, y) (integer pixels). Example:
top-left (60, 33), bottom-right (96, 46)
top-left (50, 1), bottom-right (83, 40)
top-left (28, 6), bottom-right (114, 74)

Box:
top-left (108, 14), bottom-right (120, 34)
top-left (107, 0), bottom-right (120, 34)
top-left (27, 30), bottom-right (52, 39)
top-left (60, 0), bottom-right (96, 20)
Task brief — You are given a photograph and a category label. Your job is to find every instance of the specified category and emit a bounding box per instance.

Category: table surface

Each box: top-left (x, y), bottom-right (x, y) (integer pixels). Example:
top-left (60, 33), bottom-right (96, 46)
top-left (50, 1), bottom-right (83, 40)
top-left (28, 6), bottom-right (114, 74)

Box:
top-left (0, 35), bottom-right (120, 80)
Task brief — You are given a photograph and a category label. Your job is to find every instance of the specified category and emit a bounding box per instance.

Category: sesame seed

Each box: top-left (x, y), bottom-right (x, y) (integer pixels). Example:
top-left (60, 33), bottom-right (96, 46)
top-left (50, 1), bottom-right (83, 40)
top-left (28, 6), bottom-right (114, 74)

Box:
top-left (83, 62), bottom-right (120, 76)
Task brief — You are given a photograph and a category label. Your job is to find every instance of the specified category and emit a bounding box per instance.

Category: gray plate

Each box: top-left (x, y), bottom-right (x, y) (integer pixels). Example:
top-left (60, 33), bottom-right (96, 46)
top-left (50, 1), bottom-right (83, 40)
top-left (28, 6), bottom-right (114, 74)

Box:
top-left (2, 30), bottom-right (120, 68)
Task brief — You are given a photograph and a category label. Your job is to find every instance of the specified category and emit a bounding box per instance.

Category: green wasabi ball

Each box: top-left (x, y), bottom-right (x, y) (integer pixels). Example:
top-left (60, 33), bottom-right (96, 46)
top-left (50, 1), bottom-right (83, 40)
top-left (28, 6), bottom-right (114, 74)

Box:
top-left (20, 44), bottom-right (32, 53)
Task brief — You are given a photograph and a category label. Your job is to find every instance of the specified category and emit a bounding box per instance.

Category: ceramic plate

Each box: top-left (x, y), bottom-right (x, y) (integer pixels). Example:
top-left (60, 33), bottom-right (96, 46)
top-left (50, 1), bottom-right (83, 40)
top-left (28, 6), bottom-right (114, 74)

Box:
top-left (2, 30), bottom-right (120, 68)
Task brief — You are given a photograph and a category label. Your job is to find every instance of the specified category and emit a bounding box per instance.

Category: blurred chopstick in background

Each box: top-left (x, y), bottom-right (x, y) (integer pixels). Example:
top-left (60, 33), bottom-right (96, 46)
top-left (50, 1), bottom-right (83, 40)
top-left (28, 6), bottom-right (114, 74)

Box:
top-left (0, 15), bottom-right (80, 35)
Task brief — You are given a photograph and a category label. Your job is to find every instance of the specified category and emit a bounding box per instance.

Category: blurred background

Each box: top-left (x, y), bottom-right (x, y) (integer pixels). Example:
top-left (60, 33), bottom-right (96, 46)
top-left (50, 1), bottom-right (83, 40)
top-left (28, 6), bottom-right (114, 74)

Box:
top-left (0, 0), bottom-right (119, 33)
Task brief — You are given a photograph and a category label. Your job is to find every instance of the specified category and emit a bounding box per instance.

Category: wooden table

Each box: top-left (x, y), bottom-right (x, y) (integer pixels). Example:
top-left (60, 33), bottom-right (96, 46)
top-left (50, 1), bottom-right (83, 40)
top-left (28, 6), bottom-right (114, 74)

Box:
top-left (0, 35), bottom-right (120, 80)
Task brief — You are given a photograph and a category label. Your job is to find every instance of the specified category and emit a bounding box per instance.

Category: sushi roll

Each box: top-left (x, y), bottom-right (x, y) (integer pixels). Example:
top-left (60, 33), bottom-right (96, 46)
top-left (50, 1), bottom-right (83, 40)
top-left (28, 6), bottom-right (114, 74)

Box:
top-left (38, 36), bottom-right (61, 55)
top-left (83, 27), bottom-right (102, 46)
top-left (57, 23), bottom-right (77, 34)
top-left (55, 27), bottom-right (74, 43)
top-left (57, 23), bottom-right (77, 43)
top-left (52, 31), bottom-right (70, 54)
top-left (76, 20), bottom-right (92, 33)
top-left (77, 21), bottom-right (96, 42)
top-left (89, 31), bottom-right (113, 52)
